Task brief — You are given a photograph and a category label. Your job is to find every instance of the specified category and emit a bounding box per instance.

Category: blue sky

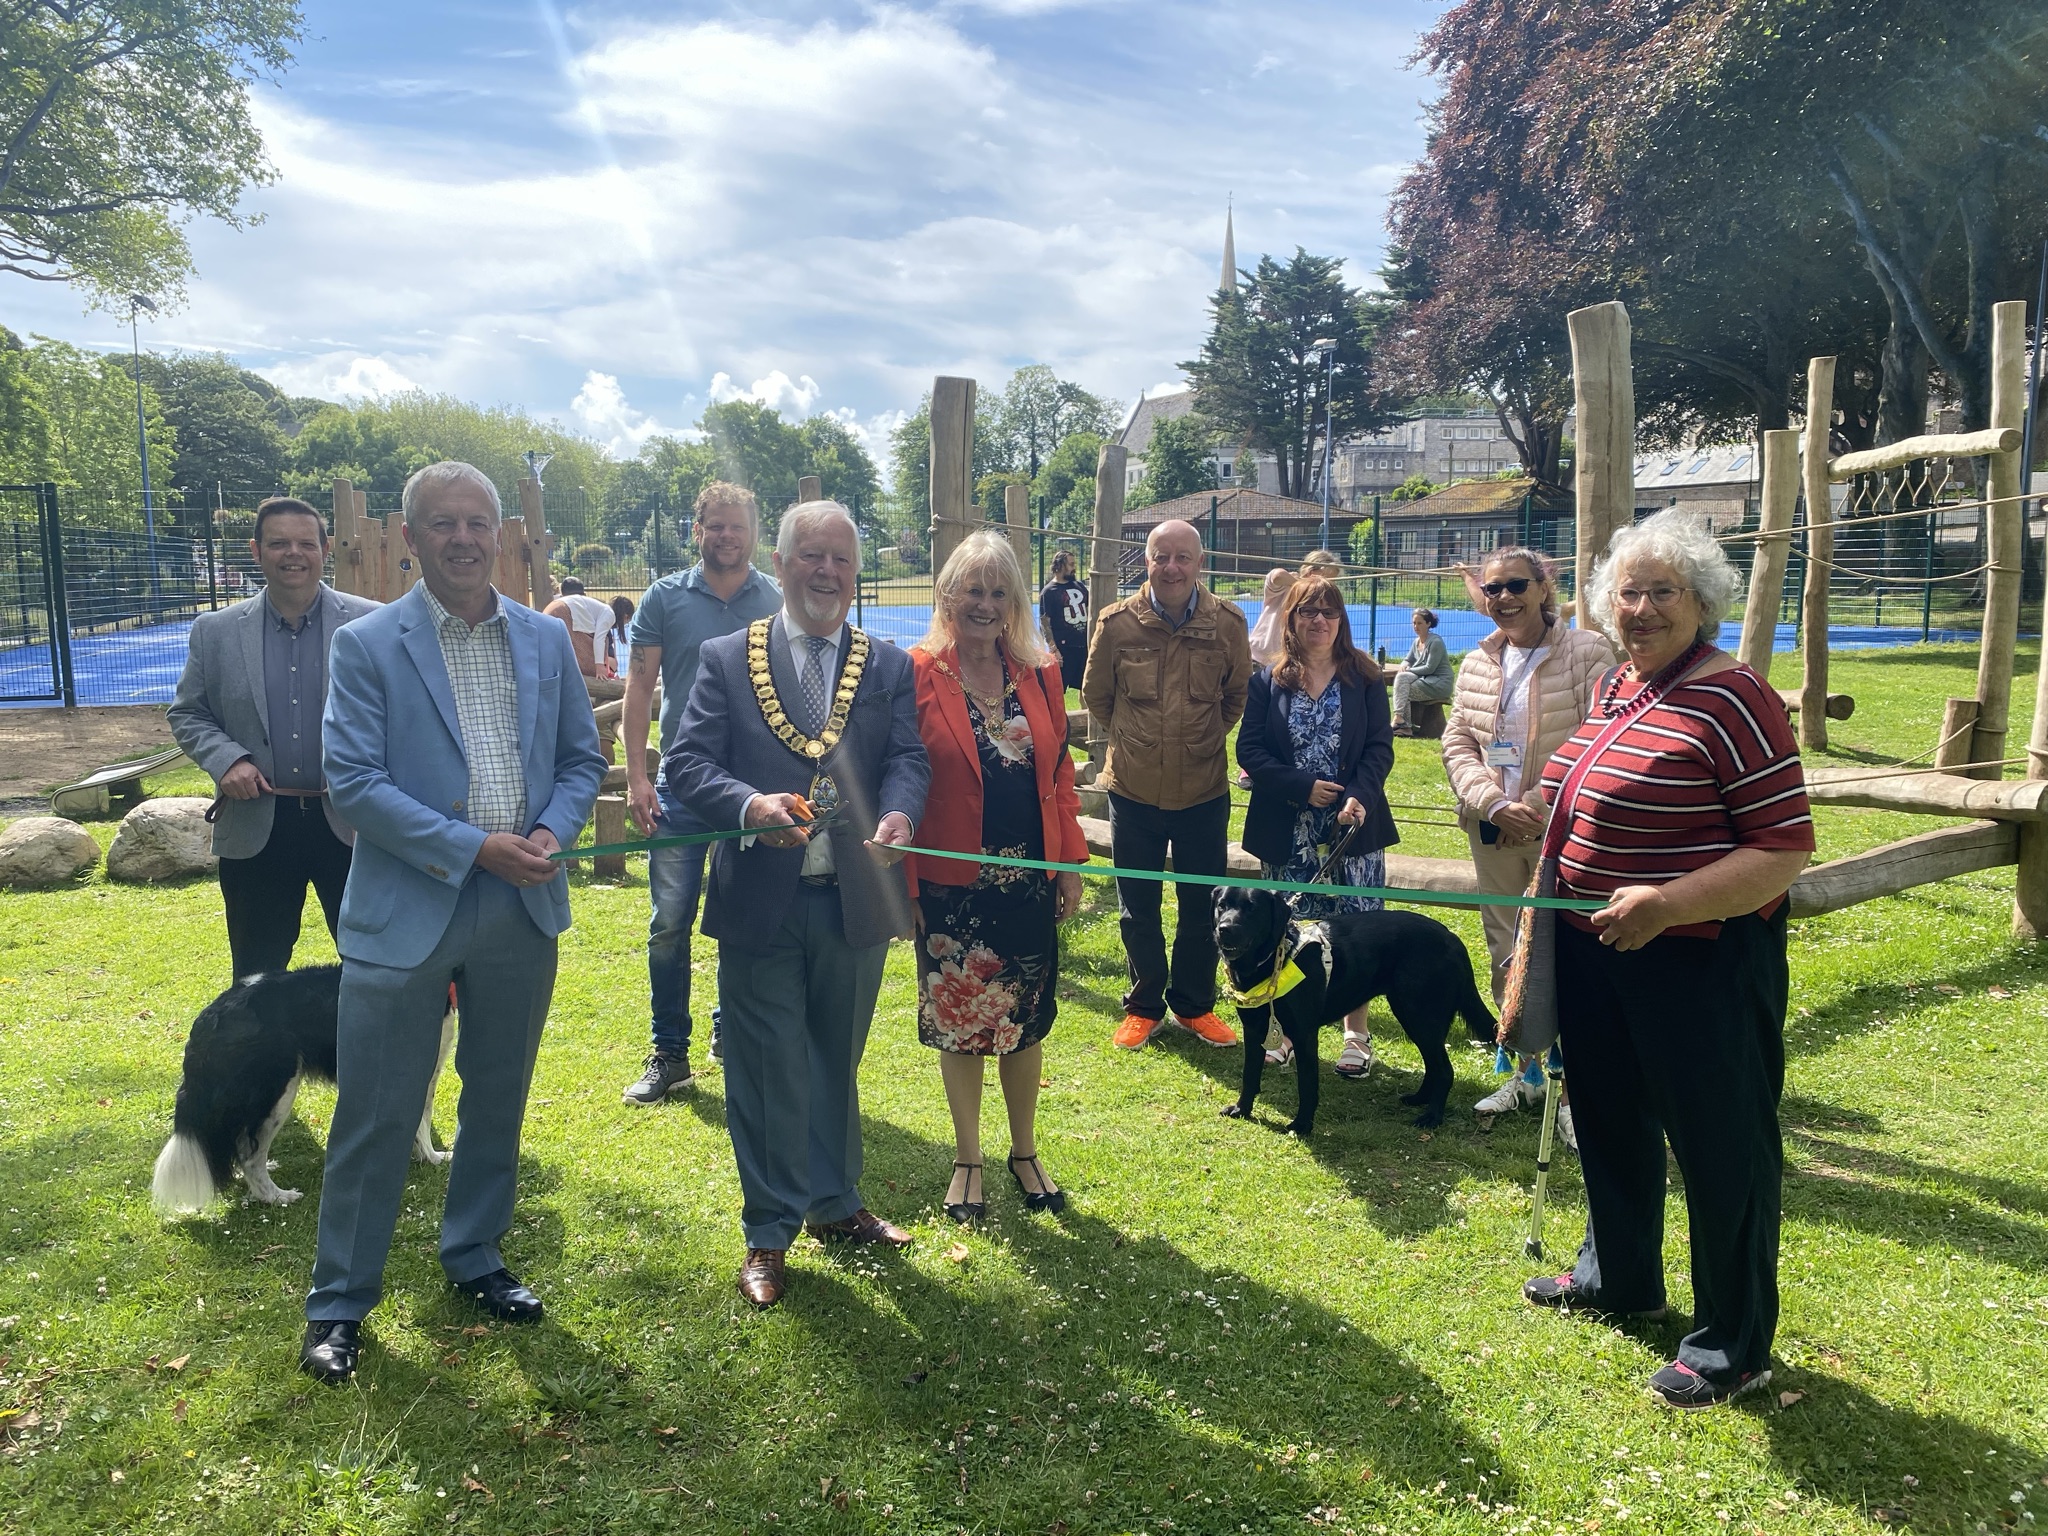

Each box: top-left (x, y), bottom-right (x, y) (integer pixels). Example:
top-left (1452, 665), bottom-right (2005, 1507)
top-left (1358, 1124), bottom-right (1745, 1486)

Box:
top-left (6, 0), bottom-right (1443, 469)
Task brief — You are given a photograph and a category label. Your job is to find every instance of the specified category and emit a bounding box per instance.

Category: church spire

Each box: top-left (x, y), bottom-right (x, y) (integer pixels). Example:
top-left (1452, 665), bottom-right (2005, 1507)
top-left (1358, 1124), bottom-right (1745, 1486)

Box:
top-left (1220, 198), bottom-right (1237, 296)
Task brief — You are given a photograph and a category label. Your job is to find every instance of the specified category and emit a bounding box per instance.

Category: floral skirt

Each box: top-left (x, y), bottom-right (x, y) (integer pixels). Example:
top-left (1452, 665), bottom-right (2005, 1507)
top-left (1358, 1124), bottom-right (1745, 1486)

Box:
top-left (914, 860), bottom-right (1059, 1056)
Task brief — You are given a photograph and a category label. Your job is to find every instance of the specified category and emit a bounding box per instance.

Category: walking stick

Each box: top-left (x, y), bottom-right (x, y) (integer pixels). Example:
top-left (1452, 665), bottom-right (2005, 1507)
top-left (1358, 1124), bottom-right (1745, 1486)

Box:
top-left (1524, 1059), bottom-right (1565, 1260)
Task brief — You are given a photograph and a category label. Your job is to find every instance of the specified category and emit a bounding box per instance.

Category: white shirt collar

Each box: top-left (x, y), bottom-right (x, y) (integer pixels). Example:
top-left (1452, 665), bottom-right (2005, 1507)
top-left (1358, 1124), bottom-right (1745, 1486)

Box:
top-left (784, 614), bottom-right (847, 671)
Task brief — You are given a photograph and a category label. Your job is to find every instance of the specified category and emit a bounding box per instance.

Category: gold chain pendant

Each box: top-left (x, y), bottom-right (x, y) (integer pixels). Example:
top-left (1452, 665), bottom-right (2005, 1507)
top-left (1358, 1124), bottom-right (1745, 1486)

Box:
top-left (747, 619), bottom-right (870, 762)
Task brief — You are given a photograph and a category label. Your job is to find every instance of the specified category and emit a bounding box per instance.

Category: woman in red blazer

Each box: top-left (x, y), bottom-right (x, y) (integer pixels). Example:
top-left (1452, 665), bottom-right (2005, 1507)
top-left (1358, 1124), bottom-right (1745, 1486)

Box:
top-left (906, 530), bottom-right (1088, 1223)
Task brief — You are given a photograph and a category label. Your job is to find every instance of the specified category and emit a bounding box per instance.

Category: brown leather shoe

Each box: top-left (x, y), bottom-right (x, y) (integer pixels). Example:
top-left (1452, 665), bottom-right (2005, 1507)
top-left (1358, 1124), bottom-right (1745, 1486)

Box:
top-left (806, 1208), bottom-right (912, 1248)
top-left (737, 1248), bottom-right (786, 1308)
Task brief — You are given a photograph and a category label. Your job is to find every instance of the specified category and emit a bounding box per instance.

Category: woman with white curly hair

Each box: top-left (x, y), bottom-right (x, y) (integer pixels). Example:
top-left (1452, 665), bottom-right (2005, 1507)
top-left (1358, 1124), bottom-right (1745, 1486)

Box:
top-left (1519, 509), bottom-right (1814, 1410)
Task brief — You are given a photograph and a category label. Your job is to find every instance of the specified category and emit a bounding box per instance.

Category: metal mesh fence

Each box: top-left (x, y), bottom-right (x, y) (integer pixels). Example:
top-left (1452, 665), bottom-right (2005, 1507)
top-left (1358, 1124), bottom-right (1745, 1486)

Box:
top-left (6, 477), bottom-right (2040, 708)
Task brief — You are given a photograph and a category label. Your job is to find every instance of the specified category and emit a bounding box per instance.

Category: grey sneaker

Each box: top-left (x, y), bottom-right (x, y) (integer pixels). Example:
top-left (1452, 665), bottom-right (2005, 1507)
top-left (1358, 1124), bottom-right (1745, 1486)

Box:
top-left (622, 1051), bottom-right (692, 1105)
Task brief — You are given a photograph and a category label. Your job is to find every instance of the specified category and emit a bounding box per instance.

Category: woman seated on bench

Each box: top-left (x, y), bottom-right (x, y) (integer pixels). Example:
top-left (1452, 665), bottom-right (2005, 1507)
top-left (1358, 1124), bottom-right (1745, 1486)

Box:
top-left (1390, 608), bottom-right (1453, 736)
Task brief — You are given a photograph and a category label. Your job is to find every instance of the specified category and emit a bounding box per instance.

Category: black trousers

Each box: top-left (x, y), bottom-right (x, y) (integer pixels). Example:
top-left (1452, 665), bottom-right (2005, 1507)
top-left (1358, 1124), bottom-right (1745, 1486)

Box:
top-left (1106, 791), bottom-right (1229, 1021)
top-left (1556, 905), bottom-right (1788, 1383)
top-left (217, 797), bottom-right (354, 979)
top-left (1055, 638), bottom-right (1086, 694)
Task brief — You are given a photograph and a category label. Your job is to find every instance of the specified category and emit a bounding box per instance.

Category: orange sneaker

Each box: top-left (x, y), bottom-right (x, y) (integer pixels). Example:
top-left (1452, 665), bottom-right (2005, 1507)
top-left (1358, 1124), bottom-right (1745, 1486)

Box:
top-left (1175, 1011), bottom-right (1240, 1048)
top-left (1113, 1013), bottom-right (1161, 1049)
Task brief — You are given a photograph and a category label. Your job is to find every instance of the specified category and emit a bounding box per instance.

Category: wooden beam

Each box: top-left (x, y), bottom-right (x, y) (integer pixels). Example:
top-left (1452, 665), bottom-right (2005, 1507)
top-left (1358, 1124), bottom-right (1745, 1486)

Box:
top-left (1567, 302), bottom-right (1633, 624)
top-left (1778, 689), bottom-right (1854, 721)
top-left (1827, 427), bottom-right (2021, 479)
top-left (497, 515), bottom-right (531, 606)
top-left (1004, 482), bottom-right (1032, 577)
top-left (1970, 300), bottom-right (2028, 780)
top-left (1802, 764), bottom-right (2048, 819)
top-left (1787, 820), bottom-right (2016, 919)
top-left (518, 476), bottom-right (553, 608)
top-left (2015, 821), bottom-right (2048, 940)
top-left (798, 474), bottom-right (822, 503)
top-left (1086, 443), bottom-right (1128, 755)
top-left (929, 376), bottom-right (976, 584)
top-left (332, 478), bottom-right (363, 596)
top-left (1798, 357), bottom-right (1837, 750)
top-left (1737, 428), bottom-right (1802, 678)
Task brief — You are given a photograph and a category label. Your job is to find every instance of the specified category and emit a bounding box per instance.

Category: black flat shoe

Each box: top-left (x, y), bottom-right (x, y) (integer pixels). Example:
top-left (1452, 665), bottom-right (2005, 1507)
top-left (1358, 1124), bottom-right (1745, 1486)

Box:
top-left (944, 1162), bottom-right (985, 1224)
top-left (453, 1268), bottom-right (545, 1323)
top-left (300, 1319), bottom-right (362, 1384)
top-left (1007, 1153), bottom-right (1066, 1213)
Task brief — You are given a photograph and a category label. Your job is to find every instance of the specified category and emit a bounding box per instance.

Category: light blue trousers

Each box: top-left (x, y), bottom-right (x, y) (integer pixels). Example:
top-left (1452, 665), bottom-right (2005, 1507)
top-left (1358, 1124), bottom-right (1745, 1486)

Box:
top-left (306, 875), bottom-right (555, 1321)
top-left (716, 883), bottom-right (887, 1250)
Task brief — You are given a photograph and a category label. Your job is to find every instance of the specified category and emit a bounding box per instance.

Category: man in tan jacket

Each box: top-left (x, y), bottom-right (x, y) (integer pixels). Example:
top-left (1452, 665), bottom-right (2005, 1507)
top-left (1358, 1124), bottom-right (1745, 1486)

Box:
top-left (1083, 519), bottom-right (1252, 1049)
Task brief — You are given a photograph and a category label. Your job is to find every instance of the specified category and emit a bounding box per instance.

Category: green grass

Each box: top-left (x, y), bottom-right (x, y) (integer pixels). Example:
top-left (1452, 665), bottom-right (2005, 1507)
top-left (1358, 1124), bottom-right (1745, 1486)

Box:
top-left (2, 644), bottom-right (2046, 1534)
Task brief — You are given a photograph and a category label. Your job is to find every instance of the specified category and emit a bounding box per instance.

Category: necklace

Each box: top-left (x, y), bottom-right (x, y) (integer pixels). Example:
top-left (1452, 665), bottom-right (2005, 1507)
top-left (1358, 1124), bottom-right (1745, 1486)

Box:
top-left (935, 653), bottom-right (1015, 717)
top-left (1598, 638), bottom-right (1711, 719)
top-left (746, 619), bottom-right (870, 759)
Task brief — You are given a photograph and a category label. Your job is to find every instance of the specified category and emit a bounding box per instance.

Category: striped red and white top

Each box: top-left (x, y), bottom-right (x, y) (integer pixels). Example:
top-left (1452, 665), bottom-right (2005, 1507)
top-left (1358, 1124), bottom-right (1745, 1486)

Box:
top-left (1540, 661), bottom-right (1814, 918)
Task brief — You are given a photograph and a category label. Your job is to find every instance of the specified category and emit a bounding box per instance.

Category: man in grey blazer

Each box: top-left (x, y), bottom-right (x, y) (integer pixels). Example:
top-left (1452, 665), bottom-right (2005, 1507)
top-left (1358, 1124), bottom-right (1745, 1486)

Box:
top-left (666, 500), bottom-right (929, 1308)
top-left (168, 497), bottom-right (380, 979)
top-left (298, 462), bottom-right (605, 1385)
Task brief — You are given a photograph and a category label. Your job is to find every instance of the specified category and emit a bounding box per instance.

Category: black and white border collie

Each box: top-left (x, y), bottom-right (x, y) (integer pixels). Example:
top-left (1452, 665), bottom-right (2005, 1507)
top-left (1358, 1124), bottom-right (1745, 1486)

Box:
top-left (151, 966), bottom-right (454, 1213)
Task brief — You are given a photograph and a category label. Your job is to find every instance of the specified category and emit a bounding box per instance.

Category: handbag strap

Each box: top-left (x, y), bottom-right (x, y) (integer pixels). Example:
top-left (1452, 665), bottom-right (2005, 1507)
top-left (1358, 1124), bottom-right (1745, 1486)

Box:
top-left (1542, 651), bottom-right (1716, 862)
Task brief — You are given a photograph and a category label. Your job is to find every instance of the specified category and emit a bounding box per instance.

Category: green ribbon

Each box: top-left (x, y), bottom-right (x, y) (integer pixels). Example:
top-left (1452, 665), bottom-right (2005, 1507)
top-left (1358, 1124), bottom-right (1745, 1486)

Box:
top-left (555, 825), bottom-right (1604, 912)
top-left (548, 814), bottom-right (839, 862)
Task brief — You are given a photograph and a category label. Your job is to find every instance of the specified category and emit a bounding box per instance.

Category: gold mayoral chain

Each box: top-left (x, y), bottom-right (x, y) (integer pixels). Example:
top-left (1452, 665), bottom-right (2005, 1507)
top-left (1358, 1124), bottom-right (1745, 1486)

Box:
top-left (747, 619), bottom-right (869, 768)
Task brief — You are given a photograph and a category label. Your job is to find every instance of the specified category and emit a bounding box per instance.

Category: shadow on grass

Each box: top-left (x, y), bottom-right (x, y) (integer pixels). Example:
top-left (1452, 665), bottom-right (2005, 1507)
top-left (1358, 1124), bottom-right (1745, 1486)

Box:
top-left (1784, 935), bottom-right (2048, 1061)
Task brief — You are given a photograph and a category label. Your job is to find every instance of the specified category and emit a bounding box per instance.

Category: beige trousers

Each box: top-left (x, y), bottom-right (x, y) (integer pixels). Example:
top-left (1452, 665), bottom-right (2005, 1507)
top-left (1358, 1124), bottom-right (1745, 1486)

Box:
top-left (1467, 824), bottom-right (1541, 1010)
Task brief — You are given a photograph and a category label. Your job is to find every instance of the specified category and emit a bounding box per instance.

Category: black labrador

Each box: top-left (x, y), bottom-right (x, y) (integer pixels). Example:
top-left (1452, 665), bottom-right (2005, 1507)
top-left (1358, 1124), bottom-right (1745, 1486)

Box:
top-left (1213, 886), bottom-right (1496, 1134)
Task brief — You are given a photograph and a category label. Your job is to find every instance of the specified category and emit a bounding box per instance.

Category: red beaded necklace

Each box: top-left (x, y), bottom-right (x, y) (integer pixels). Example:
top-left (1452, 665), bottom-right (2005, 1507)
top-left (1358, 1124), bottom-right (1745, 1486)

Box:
top-left (1597, 638), bottom-right (1713, 719)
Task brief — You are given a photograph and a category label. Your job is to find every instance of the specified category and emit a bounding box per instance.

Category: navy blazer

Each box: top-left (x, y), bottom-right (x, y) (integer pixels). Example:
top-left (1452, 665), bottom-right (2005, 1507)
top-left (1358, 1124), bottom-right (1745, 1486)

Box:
top-left (663, 617), bottom-right (930, 950)
top-left (1235, 664), bottom-right (1398, 867)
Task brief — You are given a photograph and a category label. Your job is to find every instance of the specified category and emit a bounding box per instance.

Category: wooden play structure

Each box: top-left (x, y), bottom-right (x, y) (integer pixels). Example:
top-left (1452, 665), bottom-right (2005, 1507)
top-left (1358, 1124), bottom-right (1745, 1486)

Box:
top-left (924, 291), bottom-right (2044, 932)
top-left (328, 473), bottom-right (557, 610)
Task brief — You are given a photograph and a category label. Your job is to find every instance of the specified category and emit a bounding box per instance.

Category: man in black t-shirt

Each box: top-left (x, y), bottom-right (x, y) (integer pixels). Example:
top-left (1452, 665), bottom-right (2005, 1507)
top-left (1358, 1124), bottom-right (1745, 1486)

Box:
top-left (1039, 549), bottom-right (1089, 691)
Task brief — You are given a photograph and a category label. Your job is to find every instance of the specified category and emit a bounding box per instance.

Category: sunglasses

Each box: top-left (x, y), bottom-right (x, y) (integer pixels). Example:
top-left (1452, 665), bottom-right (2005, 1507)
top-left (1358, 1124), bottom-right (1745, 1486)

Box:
top-left (1295, 606), bottom-right (1341, 621)
top-left (1480, 577), bottom-right (1535, 598)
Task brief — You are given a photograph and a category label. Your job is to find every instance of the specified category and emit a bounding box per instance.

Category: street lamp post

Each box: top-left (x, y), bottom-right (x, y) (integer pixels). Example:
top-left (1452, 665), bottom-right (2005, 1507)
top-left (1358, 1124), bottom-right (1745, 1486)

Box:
top-left (128, 294), bottom-right (160, 614)
top-left (1313, 338), bottom-right (1337, 554)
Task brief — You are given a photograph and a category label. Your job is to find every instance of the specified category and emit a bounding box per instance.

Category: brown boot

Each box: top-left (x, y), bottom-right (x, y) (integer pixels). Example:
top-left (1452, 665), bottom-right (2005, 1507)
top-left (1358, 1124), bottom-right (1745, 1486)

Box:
top-left (738, 1248), bottom-right (787, 1308)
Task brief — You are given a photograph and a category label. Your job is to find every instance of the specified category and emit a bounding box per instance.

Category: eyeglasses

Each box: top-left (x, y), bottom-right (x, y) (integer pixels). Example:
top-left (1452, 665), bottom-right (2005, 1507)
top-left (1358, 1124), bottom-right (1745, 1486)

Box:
top-left (1480, 577), bottom-right (1534, 598)
top-left (1616, 586), bottom-right (1688, 609)
top-left (1295, 607), bottom-right (1340, 622)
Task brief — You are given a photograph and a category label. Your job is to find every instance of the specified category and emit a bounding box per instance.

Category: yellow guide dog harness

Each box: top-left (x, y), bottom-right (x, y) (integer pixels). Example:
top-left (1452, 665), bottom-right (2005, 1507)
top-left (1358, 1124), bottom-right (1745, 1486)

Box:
top-left (1223, 921), bottom-right (1329, 1008)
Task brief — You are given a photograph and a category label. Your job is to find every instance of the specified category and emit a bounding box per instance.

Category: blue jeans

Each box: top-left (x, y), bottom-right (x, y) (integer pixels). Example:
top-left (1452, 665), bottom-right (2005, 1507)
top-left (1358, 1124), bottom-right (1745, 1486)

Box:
top-left (649, 799), bottom-right (711, 1057)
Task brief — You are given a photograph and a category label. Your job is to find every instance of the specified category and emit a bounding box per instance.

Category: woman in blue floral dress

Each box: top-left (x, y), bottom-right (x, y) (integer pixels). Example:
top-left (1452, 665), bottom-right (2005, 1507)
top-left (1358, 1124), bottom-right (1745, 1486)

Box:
top-left (1236, 575), bottom-right (1399, 1076)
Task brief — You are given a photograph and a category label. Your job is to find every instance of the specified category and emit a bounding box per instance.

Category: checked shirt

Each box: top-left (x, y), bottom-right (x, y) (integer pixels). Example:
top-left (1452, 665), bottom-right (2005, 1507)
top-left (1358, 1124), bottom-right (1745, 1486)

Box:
top-left (420, 583), bottom-right (528, 836)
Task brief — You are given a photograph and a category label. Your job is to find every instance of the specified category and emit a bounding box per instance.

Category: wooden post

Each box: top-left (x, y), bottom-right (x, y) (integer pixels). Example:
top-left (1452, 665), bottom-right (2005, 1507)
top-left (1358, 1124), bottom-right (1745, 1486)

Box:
top-left (1567, 302), bottom-right (1634, 622)
top-left (1971, 299), bottom-right (2027, 781)
top-left (1798, 357), bottom-right (1837, 751)
top-left (332, 478), bottom-right (363, 597)
top-left (929, 376), bottom-right (977, 586)
top-left (593, 794), bottom-right (627, 881)
top-left (1737, 428), bottom-right (1802, 679)
top-left (1003, 482), bottom-right (1032, 576)
top-left (1086, 444), bottom-right (1128, 755)
top-left (518, 475), bottom-right (553, 609)
top-left (797, 474), bottom-right (822, 504)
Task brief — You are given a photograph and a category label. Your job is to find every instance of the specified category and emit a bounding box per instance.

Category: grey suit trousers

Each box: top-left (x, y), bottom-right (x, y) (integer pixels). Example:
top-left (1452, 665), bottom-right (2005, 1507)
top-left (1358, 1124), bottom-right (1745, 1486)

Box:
top-left (717, 883), bottom-right (887, 1250)
top-left (307, 874), bottom-right (555, 1321)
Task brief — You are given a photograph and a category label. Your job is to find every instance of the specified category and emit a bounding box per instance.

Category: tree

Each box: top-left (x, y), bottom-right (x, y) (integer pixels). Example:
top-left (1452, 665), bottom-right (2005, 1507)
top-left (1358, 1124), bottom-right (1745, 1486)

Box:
top-left (134, 353), bottom-right (288, 495)
top-left (991, 365), bottom-right (1114, 480)
top-left (284, 405), bottom-right (431, 499)
top-left (1129, 413), bottom-right (1218, 508)
top-left (885, 391), bottom-right (1012, 540)
top-left (1184, 249), bottom-right (1400, 499)
top-left (796, 414), bottom-right (881, 512)
top-left (0, 0), bottom-right (303, 306)
top-left (19, 335), bottom-right (175, 514)
top-left (1346, 515), bottom-right (1378, 568)
top-left (0, 327), bottom-right (51, 483)
top-left (1033, 430), bottom-right (1104, 533)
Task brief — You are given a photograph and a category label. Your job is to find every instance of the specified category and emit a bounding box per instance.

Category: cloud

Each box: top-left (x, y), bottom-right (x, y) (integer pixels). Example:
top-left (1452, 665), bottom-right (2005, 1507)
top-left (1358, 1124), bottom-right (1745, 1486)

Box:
top-left (569, 369), bottom-right (691, 456)
top-left (708, 370), bottom-right (824, 419)
top-left (257, 352), bottom-right (418, 402)
top-left (0, 1), bottom-right (1437, 472)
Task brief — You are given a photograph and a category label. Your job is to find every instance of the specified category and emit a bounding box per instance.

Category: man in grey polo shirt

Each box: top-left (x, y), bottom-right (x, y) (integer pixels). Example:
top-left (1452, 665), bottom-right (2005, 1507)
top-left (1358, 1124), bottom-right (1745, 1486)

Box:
top-left (619, 480), bottom-right (782, 1103)
top-left (169, 497), bottom-right (380, 978)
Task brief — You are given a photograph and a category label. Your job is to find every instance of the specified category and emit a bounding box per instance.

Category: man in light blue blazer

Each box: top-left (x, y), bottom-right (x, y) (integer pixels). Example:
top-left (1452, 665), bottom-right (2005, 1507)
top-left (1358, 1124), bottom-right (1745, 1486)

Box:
top-left (300, 461), bottom-right (605, 1385)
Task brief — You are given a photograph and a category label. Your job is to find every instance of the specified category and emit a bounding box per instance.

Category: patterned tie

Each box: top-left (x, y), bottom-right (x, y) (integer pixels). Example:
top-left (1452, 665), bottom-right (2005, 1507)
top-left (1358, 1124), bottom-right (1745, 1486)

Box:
top-left (800, 634), bottom-right (832, 734)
